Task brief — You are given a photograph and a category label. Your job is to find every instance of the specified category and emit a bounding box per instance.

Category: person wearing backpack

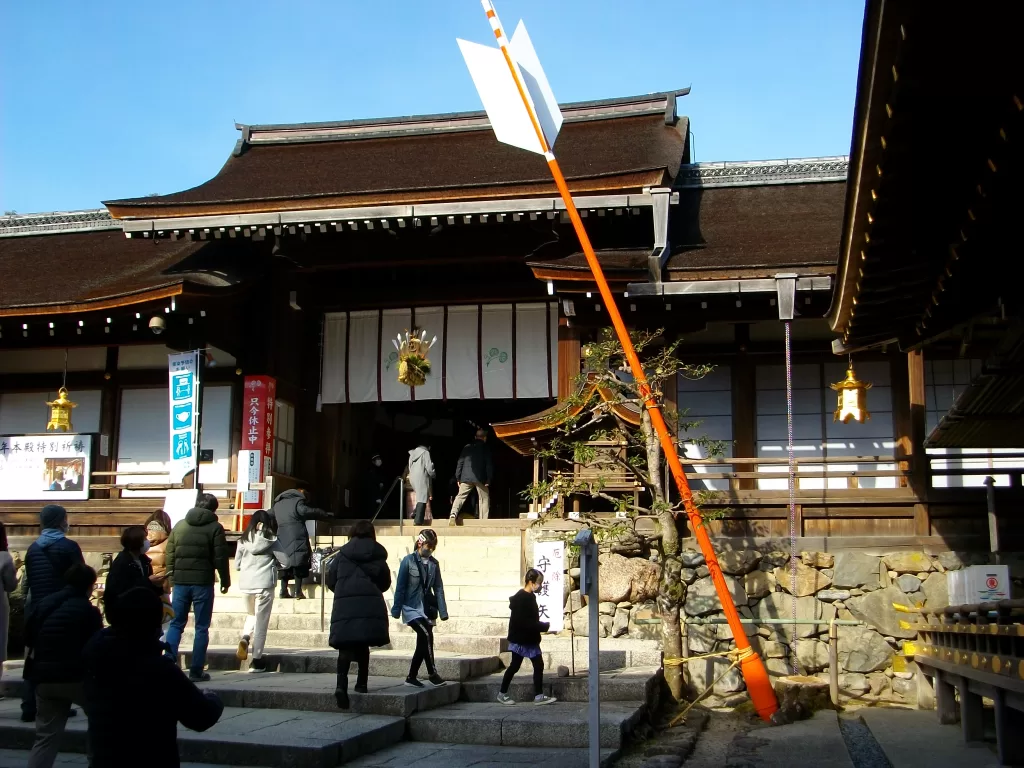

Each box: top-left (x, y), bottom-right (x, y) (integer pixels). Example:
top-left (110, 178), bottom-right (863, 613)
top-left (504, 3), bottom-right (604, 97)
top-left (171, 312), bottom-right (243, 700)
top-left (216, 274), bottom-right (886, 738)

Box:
top-left (391, 529), bottom-right (447, 688)
top-left (21, 505), bottom-right (84, 723)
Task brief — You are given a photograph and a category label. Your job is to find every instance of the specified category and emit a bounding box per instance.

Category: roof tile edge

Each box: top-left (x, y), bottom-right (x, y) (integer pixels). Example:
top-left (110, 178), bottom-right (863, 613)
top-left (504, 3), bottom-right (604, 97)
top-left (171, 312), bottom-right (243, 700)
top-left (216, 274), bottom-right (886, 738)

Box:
top-left (0, 209), bottom-right (120, 238)
top-left (675, 156), bottom-right (849, 188)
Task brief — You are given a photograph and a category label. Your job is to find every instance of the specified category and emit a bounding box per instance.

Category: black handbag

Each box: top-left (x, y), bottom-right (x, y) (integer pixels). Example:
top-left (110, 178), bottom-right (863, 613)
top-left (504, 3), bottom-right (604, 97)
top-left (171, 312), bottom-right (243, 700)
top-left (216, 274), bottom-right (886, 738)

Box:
top-left (414, 557), bottom-right (439, 621)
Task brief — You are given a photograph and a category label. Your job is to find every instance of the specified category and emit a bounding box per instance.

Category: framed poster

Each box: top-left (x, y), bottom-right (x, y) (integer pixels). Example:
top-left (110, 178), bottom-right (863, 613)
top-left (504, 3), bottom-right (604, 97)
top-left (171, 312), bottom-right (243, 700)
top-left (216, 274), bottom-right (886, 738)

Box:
top-left (0, 434), bottom-right (92, 501)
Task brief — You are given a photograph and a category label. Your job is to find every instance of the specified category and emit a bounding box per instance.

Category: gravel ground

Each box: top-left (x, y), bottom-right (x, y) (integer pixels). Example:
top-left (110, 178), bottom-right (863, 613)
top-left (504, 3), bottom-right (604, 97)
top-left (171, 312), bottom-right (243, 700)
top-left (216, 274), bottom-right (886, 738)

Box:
top-left (838, 714), bottom-right (894, 768)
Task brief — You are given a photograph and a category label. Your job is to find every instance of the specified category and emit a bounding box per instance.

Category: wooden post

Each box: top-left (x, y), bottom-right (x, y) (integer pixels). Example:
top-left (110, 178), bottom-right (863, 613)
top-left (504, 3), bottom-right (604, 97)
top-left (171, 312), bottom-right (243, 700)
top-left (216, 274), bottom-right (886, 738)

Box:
top-left (557, 322), bottom-right (581, 401)
top-left (828, 619), bottom-right (839, 706)
top-left (985, 476), bottom-right (1001, 563)
top-left (934, 670), bottom-right (958, 725)
top-left (907, 351), bottom-right (930, 535)
top-left (98, 346), bottom-right (120, 500)
top-left (957, 676), bottom-right (985, 741)
top-left (732, 324), bottom-right (756, 491)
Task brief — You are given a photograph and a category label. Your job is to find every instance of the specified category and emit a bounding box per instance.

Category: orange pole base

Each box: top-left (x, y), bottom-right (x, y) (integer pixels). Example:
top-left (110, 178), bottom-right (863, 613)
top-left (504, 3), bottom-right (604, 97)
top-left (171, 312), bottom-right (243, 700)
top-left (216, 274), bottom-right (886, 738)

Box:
top-left (740, 651), bottom-right (778, 722)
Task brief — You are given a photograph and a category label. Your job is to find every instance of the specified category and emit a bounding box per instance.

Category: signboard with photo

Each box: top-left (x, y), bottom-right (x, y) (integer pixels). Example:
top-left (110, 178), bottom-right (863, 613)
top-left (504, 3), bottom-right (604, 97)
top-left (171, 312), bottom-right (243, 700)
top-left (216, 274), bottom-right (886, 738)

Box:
top-left (532, 540), bottom-right (565, 633)
top-left (0, 434), bottom-right (92, 501)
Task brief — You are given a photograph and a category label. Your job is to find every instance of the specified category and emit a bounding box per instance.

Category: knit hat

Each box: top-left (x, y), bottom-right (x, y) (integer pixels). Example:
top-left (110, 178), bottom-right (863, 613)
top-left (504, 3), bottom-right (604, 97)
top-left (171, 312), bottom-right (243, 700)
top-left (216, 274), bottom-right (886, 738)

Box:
top-left (40, 504), bottom-right (68, 530)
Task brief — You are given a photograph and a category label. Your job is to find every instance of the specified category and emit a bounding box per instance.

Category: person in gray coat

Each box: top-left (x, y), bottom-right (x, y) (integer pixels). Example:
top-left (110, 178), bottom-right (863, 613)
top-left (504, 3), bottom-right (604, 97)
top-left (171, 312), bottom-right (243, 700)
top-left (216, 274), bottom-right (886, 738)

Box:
top-left (271, 490), bottom-right (333, 600)
top-left (234, 511), bottom-right (280, 671)
top-left (449, 428), bottom-right (494, 522)
top-left (406, 446), bottom-right (435, 526)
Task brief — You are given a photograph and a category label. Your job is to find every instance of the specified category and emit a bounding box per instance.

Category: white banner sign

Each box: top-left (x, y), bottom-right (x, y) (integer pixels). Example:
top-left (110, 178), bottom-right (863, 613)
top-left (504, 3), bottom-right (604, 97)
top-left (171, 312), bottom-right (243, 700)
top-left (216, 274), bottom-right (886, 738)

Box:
top-left (237, 449), bottom-right (261, 504)
top-left (533, 540), bottom-right (565, 633)
top-left (168, 351), bottom-right (201, 483)
top-left (0, 434), bottom-right (91, 501)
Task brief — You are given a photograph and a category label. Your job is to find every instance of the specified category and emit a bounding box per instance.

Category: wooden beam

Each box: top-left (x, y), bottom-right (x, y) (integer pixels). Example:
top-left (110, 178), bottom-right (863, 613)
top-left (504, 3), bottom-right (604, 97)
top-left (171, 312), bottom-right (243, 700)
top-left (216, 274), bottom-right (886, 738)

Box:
top-left (731, 324), bottom-right (756, 491)
top-left (907, 350), bottom-right (931, 534)
top-left (557, 324), bottom-right (581, 401)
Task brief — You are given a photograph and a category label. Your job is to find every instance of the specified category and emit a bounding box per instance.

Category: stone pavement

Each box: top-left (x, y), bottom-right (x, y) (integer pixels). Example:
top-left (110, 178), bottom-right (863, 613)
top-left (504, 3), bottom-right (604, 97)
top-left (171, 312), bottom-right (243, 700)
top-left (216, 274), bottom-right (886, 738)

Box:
top-left (0, 750), bottom-right (259, 768)
top-left (345, 743), bottom-right (617, 767)
top-left (723, 711), bottom-right (855, 768)
top-left (860, 708), bottom-right (1001, 768)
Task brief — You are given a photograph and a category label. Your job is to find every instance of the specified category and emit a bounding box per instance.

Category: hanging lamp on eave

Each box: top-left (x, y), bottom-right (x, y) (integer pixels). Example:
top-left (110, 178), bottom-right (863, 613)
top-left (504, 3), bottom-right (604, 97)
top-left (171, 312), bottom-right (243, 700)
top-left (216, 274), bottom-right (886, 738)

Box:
top-left (831, 358), bottom-right (872, 424)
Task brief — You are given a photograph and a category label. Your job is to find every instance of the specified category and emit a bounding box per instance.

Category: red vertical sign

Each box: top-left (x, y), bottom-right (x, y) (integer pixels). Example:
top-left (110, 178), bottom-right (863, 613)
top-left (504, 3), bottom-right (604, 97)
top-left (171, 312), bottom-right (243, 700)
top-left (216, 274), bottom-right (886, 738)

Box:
top-left (241, 376), bottom-right (277, 510)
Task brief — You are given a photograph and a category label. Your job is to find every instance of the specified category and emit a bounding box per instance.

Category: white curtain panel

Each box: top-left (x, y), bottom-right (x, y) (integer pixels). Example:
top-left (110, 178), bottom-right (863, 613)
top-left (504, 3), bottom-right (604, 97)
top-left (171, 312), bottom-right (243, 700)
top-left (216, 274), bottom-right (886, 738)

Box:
top-left (515, 303), bottom-right (550, 399)
top-left (348, 311), bottom-right (380, 404)
top-left (320, 313), bottom-right (348, 405)
top-left (446, 305), bottom-right (481, 399)
top-left (481, 304), bottom-right (514, 400)
top-left (412, 307), bottom-right (445, 401)
top-left (379, 309), bottom-right (413, 403)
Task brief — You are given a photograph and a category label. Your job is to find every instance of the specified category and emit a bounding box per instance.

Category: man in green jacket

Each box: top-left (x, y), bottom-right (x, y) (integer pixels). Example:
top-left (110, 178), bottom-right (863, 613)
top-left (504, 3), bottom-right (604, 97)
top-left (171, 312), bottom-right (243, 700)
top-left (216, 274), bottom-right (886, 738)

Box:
top-left (163, 493), bottom-right (230, 682)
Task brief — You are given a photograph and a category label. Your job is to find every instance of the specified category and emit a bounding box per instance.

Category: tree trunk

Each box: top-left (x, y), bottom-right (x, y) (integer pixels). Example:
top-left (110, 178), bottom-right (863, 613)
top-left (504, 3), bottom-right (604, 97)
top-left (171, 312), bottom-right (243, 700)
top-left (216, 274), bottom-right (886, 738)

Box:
top-left (644, 410), bottom-right (685, 700)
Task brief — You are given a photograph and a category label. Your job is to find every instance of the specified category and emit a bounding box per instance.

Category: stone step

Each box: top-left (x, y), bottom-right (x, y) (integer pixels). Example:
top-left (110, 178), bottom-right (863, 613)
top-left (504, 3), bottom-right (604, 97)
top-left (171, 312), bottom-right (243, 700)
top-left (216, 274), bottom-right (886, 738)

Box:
top-left (0, 698), bottom-right (404, 768)
top-left (179, 629), bottom-right (507, 656)
top-left (500, 637), bottom-right (663, 672)
top-left (407, 700), bottom-right (647, 750)
top-left (205, 612), bottom-right (509, 638)
top-left (344, 742), bottom-right (618, 768)
top-left (211, 595), bottom-right (511, 619)
top-left (185, 648), bottom-right (501, 682)
top-left (0, 750), bottom-right (260, 768)
top-left (458, 667), bottom-right (661, 704)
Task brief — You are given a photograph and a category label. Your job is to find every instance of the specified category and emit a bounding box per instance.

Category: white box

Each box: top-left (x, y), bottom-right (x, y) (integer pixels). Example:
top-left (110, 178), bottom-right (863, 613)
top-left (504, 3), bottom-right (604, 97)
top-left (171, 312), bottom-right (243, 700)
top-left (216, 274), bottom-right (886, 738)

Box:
top-left (945, 565), bottom-right (1010, 606)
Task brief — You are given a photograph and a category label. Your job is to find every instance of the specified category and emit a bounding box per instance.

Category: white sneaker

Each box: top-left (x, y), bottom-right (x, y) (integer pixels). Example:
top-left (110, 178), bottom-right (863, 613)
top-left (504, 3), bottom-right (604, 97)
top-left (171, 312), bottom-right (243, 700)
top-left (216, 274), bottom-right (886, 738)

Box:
top-left (497, 692), bottom-right (516, 705)
top-left (533, 694), bottom-right (557, 706)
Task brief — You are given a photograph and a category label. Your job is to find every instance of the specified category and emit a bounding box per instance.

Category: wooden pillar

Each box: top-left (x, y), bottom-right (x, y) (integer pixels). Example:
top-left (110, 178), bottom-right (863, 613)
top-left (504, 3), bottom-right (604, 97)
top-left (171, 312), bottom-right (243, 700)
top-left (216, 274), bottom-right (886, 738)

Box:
top-left (732, 324), bottom-right (756, 491)
top-left (97, 346), bottom-right (120, 500)
top-left (557, 322), bottom-right (581, 401)
top-left (894, 350), bottom-right (930, 535)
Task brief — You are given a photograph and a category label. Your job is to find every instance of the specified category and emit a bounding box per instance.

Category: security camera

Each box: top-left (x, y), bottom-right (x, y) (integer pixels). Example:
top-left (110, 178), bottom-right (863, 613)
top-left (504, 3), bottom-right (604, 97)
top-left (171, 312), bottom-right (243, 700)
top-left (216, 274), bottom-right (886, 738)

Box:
top-left (149, 316), bottom-right (166, 335)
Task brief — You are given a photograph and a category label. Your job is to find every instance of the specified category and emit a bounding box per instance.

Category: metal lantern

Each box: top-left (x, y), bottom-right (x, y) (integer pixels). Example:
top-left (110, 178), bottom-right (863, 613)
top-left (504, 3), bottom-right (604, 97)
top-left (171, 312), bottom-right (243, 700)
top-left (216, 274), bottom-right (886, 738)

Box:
top-left (830, 365), bottom-right (872, 424)
top-left (46, 387), bottom-right (77, 432)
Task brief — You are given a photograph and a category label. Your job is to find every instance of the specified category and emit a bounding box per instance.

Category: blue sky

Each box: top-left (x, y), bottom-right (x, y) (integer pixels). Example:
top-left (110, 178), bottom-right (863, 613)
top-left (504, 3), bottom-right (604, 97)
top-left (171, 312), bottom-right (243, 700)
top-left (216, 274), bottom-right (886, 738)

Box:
top-left (0, 1), bottom-right (865, 214)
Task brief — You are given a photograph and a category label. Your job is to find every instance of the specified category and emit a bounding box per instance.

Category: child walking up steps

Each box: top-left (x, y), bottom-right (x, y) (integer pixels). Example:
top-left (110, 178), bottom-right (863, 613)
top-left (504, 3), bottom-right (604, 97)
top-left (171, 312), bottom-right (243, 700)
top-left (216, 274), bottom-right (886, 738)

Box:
top-left (497, 568), bottom-right (557, 705)
top-left (392, 529), bottom-right (448, 688)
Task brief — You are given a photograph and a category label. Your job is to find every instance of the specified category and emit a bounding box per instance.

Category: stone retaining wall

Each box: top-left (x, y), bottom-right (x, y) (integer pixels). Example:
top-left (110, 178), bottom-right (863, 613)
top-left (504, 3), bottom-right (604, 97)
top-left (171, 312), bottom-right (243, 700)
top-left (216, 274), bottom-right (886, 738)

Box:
top-left (544, 533), bottom-right (1024, 708)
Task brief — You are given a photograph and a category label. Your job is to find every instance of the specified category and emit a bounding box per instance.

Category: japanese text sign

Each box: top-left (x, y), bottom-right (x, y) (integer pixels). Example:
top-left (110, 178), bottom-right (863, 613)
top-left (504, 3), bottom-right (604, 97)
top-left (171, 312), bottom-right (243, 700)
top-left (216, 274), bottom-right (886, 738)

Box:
top-left (168, 351), bottom-right (201, 483)
top-left (533, 540), bottom-right (565, 633)
top-left (240, 376), bottom-right (276, 508)
top-left (0, 434), bottom-right (91, 501)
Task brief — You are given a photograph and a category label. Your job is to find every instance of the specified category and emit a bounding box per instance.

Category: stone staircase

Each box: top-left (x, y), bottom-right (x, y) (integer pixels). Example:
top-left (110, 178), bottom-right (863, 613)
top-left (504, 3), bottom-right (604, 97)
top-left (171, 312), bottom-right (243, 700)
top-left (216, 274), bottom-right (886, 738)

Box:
top-left (0, 530), bottom-right (664, 766)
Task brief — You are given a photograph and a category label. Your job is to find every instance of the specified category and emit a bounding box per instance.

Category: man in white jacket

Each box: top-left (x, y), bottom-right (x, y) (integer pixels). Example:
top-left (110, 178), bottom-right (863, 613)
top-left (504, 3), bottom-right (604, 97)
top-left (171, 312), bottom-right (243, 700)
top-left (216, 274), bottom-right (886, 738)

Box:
top-left (234, 511), bottom-right (280, 673)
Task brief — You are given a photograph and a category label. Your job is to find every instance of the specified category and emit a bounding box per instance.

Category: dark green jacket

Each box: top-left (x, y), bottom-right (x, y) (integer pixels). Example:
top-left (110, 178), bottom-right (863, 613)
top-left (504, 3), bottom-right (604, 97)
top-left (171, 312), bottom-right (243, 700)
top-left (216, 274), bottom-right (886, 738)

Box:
top-left (165, 508), bottom-right (230, 588)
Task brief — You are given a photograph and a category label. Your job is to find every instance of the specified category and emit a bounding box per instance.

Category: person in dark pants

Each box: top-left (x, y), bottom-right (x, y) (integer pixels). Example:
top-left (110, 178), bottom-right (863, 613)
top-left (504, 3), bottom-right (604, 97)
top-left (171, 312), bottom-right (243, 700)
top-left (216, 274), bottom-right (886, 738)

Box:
top-left (361, 454), bottom-right (388, 515)
top-left (102, 525), bottom-right (163, 624)
top-left (84, 587), bottom-right (224, 768)
top-left (22, 505), bottom-right (84, 723)
top-left (25, 564), bottom-right (102, 768)
top-left (406, 446), bottom-right (434, 526)
top-left (163, 494), bottom-right (231, 682)
top-left (326, 520), bottom-right (391, 709)
top-left (496, 568), bottom-right (556, 706)
top-left (449, 428), bottom-right (494, 522)
top-left (391, 529), bottom-right (447, 688)
top-left (272, 489), bottom-right (334, 599)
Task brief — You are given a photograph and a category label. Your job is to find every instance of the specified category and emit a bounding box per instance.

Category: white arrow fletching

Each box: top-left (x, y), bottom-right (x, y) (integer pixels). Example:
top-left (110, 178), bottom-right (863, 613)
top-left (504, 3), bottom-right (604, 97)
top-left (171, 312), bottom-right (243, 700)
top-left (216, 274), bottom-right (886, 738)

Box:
top-left (508, 21), bottom-right (562, 150)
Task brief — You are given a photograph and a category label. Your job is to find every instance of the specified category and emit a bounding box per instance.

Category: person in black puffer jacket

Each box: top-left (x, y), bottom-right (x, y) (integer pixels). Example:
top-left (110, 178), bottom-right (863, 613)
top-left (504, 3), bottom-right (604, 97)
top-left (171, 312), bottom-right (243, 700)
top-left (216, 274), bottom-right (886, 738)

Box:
top-left (84, 587), bottom-right (224, 768)
top-left (272, 489), bottom-right (333, 600)
top-left (326, 520), bottom-right (391, 709)
top-left (102, 526), bottom-right (163, 625)
top-left (22, 504), bottom-right (85, 723)
top-left (25, 563), bottom-right (102, 768)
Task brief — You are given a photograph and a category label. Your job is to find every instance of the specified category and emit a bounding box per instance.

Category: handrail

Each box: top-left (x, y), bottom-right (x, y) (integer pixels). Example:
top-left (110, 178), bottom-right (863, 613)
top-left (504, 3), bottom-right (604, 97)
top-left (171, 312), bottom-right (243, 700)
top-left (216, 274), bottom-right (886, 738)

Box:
top-left (371, 476), bottom-right (404, 524)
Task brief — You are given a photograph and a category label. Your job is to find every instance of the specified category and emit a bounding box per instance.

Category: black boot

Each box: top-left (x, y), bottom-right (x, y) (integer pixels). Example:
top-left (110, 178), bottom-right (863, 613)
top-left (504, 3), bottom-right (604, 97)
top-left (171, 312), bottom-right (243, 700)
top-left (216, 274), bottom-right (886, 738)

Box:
top-left (293, 583), bottom-right (305, 599)
top-left (279, 578), bottom-right (291, 599)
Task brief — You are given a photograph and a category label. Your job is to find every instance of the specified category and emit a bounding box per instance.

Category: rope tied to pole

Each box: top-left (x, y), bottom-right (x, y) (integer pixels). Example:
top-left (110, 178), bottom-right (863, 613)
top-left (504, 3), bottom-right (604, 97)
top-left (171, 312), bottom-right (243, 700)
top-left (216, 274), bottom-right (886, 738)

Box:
top-left (666, 646), bottom-right (755, 727)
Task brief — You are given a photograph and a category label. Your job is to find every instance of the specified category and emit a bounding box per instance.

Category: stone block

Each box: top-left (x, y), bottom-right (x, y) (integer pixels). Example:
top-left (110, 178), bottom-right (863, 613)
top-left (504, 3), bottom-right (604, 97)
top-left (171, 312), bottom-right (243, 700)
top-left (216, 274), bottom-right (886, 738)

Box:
top-left (600, 602), bottom-right (618, 616)
top-left (680, 549), bottom-right (705, 567)
top-left (838, 672), bottom-right (870, 694)
top-left (752, 637), bottom-right (789, 659)
top-left (883, 552), bottom-right (933, 574)
top-left (695, 565), bottom-right (710, 578)
top-left (686, 624), bottom-right (717, 654)
top-left (795, 639), bottom-right (831, 673)
top-left (571, 606), bottom-right (590, 637)
top-left (895, 574), bottom-right (922, 593)
top-left (680, 568), bottom-right (697, 585)
top-left (936, 551), bottom-right (964, 571)
top-left (566, 590), bottom-right (585, 613)
top-left (837, 626), bottom-right (893, 672)
top-left (774, 561), bottom-right (833, 597)
top-left (801, 552), bottom-right (835, 569)
top-left (599, 615), bottom-right (613, 638)
top-left (921, 572), bottom-right (949, 609)
top-left (683, 575), bottom-right (746, 616)
top-left (612, 608), bottom-right (629, 638)
top-left (816, 590), bottom-right (851, 602)
top-left (719, 550), bottom-right (762, 575)
top-left (762, 551), bottom-right (790, 568)
top-left (832, 552), bottom-right (881, 590)
top-left (845, 586), bottom-right (917, 639)
top-left (744, 570), bottom-right (772, 601)
top-left (752, 592), bottom-right (835, 643)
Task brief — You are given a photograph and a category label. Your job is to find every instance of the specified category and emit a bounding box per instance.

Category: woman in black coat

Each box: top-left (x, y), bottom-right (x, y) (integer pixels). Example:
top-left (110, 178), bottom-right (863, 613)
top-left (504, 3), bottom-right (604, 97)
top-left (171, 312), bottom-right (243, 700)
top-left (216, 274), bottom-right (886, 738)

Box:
top-left (102, 525), bottom-right (164, 624)
top-left (271, 489), bottom-right (333, 600)
top-left (326, 520), bottom-right (391, 709)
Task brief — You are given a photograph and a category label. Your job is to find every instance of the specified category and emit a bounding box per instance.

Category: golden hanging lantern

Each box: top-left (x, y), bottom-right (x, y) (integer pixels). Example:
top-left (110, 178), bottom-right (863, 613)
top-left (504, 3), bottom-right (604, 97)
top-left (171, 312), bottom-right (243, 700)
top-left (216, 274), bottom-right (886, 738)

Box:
top-left (46, 387), bottom-right (77, 432)
top-left (394, 328), bottom-right (437, 387)
top-left (830, 365), bottom-right (872, 424)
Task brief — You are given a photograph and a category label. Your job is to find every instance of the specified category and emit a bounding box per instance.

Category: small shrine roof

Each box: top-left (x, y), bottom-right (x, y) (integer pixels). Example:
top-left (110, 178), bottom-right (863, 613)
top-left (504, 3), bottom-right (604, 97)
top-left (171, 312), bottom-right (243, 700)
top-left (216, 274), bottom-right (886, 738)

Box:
top-left (492, 373), bottom-right (642, 455)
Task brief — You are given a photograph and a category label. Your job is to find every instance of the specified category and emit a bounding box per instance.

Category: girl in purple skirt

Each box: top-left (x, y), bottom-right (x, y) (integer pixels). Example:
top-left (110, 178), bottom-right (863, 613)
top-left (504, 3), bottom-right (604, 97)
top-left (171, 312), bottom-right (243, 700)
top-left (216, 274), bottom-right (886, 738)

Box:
top-left (497, 568), bottom-right (557, 705)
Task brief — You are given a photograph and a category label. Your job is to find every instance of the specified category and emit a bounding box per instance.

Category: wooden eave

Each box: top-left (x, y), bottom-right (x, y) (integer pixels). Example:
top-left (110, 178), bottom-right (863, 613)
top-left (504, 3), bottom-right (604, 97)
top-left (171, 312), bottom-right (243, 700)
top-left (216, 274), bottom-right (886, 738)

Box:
top-left (493, 373), bottom-right (642, 456)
